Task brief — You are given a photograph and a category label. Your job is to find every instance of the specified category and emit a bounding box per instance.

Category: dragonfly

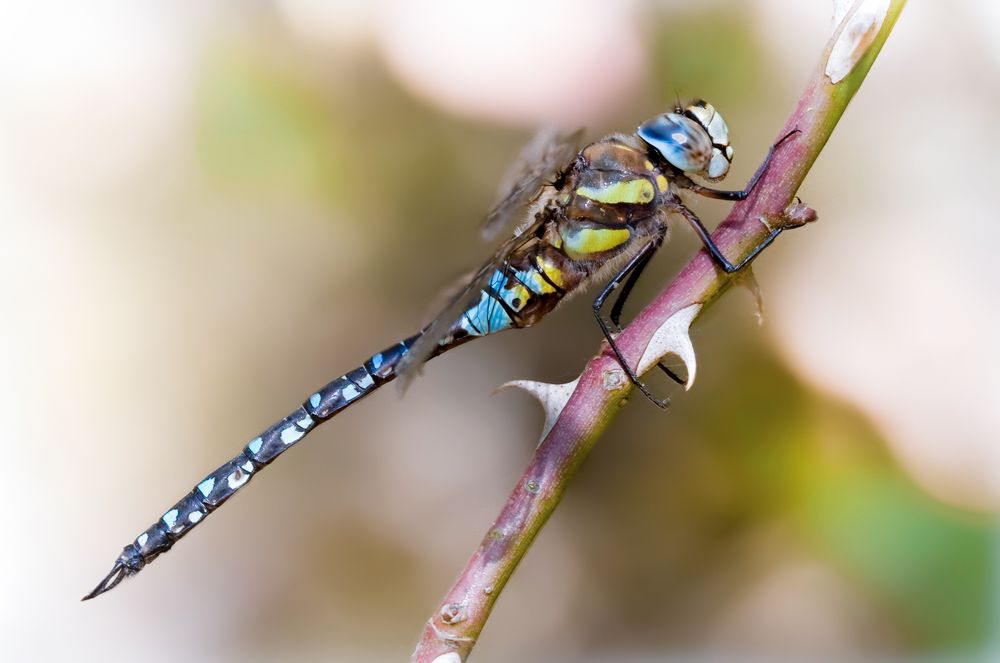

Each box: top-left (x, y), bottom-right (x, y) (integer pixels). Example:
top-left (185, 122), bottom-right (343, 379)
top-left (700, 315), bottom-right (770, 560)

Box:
top-left (85, 99), bottom-right (798, 600)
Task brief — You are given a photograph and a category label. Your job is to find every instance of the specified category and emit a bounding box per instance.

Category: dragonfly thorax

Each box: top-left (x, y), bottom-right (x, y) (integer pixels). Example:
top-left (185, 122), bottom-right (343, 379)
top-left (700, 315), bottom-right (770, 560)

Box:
top-left (637, 100), bottom-right (734, 182)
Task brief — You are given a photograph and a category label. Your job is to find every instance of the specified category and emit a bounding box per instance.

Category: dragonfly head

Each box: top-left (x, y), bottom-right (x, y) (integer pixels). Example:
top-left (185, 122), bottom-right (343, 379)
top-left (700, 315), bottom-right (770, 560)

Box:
top-left (637, 100), bottom-right (733, 182)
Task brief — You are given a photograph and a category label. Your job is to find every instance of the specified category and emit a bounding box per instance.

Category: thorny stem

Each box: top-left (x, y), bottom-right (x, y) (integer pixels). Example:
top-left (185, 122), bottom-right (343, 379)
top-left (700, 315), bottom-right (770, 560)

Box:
top-left (411, 2), bottom-right (906, 661)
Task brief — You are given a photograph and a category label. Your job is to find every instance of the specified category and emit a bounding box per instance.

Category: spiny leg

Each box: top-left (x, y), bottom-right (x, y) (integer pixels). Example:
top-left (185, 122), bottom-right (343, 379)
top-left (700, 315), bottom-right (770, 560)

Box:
top-left (677, 204), bottom-right (793, 274)
top-left (592, 238), bottom-right (669, 408)
top-left (607, 243), bottom-right (656, 327)
top-left (686, 129), bottom-right (799, 201)
top-left (606, 237), bottom-right (685, 387)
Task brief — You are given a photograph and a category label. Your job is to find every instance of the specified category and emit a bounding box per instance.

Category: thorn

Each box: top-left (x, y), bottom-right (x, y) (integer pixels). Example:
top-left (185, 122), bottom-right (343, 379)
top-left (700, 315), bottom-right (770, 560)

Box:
top-left (636, 304), bottom-right (700, 391)
top-left (737, 269), bottom-right (766, 326)
top-left (500, 377), bottom-right (580, 443)
top-left (827, 0), bottom-right (890, 84)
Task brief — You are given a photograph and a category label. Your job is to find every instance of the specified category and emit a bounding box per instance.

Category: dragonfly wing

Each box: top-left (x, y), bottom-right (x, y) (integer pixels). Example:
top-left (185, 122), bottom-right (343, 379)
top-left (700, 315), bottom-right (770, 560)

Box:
top-left (397, 128), bottom-right (581, 388)
top-left (480, 127), bottom-right (582, 241)
top-left (396, 220), bottom-right (545, 389)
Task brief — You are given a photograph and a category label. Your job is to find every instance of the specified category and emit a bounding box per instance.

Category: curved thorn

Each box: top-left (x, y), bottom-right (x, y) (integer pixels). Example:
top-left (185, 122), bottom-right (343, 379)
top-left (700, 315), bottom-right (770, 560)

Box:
top-left (499, 377), bottom-right (580, 443)
top-left (637, 304), bottom-right (700, 391)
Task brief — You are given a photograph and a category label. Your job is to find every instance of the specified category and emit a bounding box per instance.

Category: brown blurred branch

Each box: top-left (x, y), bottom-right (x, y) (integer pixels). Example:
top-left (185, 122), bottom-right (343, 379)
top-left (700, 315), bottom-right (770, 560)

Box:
top-left (412, 2), bottom-right (906, 660)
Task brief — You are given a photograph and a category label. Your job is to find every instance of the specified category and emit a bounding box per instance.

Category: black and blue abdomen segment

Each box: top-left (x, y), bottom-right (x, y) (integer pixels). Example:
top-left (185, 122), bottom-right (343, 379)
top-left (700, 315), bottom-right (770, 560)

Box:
top-left (88, 246), bottom-right (570, 599)
top-left (453, 251), bottom-right (571, 341)
top-left (85, 335), bottom-right (420, 596)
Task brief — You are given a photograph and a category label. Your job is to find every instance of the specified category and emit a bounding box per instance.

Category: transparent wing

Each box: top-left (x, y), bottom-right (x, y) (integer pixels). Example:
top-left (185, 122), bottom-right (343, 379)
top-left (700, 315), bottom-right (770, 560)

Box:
top-left (480, 127), bottom-right (583, 241)
top-left (396, 218), bottom-right (546, 388)
top-left (397, 127), bottom-right (581, 388)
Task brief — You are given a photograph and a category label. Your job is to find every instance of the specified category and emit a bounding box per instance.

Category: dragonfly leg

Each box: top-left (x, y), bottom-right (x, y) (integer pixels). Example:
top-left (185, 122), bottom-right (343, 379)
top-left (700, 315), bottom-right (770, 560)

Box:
top-left (606, 238), bottom-right (685, 387)
top-left (607, 244), bottom-right (656, 328)
top-left (686, 129), bottom-right (799, 201)
top-left (593, 239), bottom-right (670, 408)
top-left (677, 204), bottom-right (790, 274)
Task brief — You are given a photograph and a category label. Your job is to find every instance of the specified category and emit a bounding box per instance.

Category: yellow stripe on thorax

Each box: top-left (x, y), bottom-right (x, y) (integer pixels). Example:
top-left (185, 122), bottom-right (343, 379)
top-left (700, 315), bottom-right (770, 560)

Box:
top-left (576, 178), bottom-right (655, 205)
top-left (561, 227), bottom-right (631, 261)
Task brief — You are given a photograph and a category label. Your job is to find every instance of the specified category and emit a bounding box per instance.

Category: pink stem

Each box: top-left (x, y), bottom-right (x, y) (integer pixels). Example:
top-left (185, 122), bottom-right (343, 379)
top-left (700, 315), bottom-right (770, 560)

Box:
top-left (412, 3), bottom-right (905, 660)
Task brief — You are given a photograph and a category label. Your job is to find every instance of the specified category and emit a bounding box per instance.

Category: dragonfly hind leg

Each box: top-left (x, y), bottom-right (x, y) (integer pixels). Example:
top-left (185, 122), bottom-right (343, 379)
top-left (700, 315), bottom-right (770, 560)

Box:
top-left (605, 241), bottom-right (685, 387)
top-left (592, 238), bottom-right (672, 408)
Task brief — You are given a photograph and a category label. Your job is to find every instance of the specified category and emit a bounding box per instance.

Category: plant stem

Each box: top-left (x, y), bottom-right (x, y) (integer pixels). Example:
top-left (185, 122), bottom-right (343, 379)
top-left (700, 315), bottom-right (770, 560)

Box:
top-left (412, 3), bottom-right (906, 660)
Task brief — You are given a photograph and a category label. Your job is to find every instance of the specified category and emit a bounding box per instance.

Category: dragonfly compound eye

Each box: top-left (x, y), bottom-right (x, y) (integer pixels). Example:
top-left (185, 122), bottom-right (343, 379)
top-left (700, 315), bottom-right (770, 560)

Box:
top-left (684, 100), bottom-right (733, 181)
top-left (637, 112), bottom-right (713, 176)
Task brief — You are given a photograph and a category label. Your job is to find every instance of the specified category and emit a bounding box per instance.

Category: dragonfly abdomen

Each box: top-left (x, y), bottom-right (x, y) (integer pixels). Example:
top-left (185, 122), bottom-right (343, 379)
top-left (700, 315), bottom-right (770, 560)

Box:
top-left (84, 334), bottom-right (420, 599)
top-left (89, 254), bottom-right (579, 600)
top-left (452, 247), bottom-right (576, 340)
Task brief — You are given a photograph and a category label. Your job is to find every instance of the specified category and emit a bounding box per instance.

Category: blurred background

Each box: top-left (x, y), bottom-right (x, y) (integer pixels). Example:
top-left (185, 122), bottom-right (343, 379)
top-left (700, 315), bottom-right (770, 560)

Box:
top-left (2, 1), bottom-right (997, 661)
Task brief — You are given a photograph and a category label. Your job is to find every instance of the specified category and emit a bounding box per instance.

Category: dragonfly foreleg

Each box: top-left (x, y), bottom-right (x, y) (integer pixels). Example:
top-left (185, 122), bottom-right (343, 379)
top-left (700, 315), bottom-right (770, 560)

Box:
top-left (685, 129), bottom-right (799, 201)
top-left (592, 239), bottom-right (670, 408)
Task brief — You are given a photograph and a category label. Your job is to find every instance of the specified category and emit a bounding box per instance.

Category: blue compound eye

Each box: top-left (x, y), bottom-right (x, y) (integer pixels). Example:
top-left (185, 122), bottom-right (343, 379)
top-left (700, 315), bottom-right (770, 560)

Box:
top-left (637, 112), bottom-right (713, 174)
top-left (685, 100), bottom-right (733, 181)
